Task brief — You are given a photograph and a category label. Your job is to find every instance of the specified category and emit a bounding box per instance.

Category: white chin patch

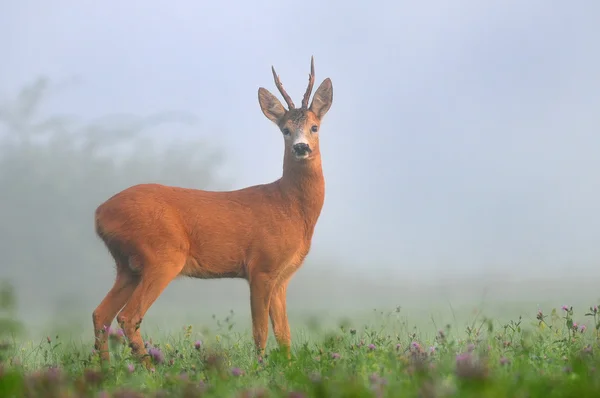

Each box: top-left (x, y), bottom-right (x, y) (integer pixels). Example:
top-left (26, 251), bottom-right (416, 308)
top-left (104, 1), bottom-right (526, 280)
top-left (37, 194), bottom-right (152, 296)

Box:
top-left (293, 152), bottom-right (310, 160)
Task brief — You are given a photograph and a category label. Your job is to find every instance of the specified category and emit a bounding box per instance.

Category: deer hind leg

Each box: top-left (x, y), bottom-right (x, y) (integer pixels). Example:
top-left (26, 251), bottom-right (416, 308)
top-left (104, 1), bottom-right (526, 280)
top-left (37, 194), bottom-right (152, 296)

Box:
top-left (92, 266), bottom-right (140, 363)
top-left (268, 280), bottom-right (291, 358)
top-left (116, 252), bottom-right (185, 369)
top-left (249, 272), bottom-right (277, 358)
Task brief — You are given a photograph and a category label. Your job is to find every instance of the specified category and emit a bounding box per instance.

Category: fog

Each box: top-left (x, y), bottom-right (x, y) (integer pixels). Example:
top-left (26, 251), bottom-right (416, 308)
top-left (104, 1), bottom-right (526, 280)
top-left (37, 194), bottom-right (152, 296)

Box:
top-left (1, 1), bottom-right (600, 339)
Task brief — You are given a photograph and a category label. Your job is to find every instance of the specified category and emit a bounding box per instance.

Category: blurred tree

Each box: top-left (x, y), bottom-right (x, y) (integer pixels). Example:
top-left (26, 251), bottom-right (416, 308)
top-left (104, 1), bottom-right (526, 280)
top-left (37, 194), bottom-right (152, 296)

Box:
top-left (0, 77), bottom-right (228, 327)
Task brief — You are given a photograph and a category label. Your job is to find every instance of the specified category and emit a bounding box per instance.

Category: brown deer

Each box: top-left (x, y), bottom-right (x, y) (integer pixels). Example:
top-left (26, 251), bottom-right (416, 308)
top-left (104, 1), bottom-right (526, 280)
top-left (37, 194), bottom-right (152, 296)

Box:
top-left (92, 57), bottom-right (333, 367)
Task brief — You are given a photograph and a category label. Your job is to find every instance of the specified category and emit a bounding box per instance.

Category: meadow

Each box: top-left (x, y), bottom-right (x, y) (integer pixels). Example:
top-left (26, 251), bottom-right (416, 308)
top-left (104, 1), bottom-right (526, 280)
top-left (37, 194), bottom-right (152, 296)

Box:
top-left (1, 280), bottom-right (600, 398)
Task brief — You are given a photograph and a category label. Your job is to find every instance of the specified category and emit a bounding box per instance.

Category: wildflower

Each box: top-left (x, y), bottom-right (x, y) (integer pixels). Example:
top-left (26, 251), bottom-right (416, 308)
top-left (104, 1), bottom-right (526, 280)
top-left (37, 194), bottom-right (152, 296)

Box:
top-left (46, 336), bottom-right (52, 344)
top-left (429, 346), bottom-right (436, 354)
top-left (368, 343), bottom-right (376, 351)
top-left (562, 305), bottom-right (569, 312)
top-left (580, 325), bottom-right (587, 333)
top-left (194, 340), bottom-right (202, 350)
top-left (467, 343), bottom-right (475, 352)
top-left (148, 346), bottom-right (164, 364)
top-left (456, 352), bottom-right (471, 363)
top-left (536, 309), bottom-right (544, 321)
top-left (395, 343), bottom-right (401, 351)
top-left (410, 341), bottom-right (421, 353)
top-left (499, 357), bottom-right (510, 366)
top-left (583, 345), bottom-right (593, 354)
top-left (127, 363), bottom-right (135, 373)
top-left (331, 352), bottom-right (340, 360)
top-left (455, 352), bottom-right (488, 380)
top-left (231, 367), bottom-right (244, 377)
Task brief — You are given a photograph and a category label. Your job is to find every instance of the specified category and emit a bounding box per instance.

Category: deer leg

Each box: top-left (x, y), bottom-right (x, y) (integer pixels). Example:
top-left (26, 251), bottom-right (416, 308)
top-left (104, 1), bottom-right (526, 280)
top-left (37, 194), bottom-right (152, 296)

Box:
top-left (92, 267), bottom-right (140, 363)
top-left (249, 273), bottom-right (276, 358)
top-left (116, 255), bottom-right (184, 369)
top-left (269, 280), bottom-right (291, 358)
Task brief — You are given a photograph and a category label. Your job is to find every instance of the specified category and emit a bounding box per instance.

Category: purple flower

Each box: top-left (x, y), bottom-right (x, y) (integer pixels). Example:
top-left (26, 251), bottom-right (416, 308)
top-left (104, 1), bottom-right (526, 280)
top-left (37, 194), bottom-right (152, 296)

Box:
top-left (194, 340), bottom-right (202, 350)
top-left (537, 309), bottom-right (543, 319)
top-left (368, 344), bottom-right (376, 351)
top-left (580, 325), bottom-right (587, 333)
top-left (148, 346), bottom-right (164, 364)
top-left (456, 352), bottom-right (471, 363)
top-left (562, 305), bottom-right (569, 311)
top-left (127, 363), bottom-right (134, 373)
top-left (410, 341), bottom-right (421, 352)
top-left (499, 357), bottom-right (510, 366)
top-left (395, 343), bottom-right (401, 351)
top-left (231, 367), bottom-right (244, 377)
top-left (331, 352), bottom-right (340, 360)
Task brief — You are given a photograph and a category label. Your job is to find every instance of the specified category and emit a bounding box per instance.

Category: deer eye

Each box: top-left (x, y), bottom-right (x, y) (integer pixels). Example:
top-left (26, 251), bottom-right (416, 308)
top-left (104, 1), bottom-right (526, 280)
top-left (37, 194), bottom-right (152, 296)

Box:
top-left (311, 125), bottom-right (318, 133)
top-left (282, 128), bottom-right (291, 135)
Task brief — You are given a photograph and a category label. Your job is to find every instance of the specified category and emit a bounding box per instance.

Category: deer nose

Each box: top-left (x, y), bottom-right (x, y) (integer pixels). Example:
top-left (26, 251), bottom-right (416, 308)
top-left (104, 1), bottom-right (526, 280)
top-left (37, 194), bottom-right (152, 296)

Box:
top-left (293, 143), bottom-right (311, 155)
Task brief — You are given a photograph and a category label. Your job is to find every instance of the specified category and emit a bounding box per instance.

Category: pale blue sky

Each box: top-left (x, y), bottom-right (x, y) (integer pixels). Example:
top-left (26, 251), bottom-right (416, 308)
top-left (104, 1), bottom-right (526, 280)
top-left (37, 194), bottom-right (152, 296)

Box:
top-left (2, 0), bottom-right (600, 281)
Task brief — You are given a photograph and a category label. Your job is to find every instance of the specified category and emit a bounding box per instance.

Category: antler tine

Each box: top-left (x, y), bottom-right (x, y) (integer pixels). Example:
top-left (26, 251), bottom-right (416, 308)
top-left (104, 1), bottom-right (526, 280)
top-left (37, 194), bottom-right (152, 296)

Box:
top-left (271, 66), bottom-right (295, 109)
top-left (301, 56), bottom-right (315, 109)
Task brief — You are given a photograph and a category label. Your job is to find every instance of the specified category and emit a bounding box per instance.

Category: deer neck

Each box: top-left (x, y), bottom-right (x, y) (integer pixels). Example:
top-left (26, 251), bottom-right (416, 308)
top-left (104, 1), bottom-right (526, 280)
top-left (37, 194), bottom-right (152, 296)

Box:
top-left (279, 152), bottom-right (325, 228)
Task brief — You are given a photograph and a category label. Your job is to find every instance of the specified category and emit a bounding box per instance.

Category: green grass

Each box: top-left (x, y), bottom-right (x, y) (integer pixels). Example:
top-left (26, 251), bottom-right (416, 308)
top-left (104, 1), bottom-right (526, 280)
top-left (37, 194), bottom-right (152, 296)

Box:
top-left (2, 303), bottom-right (600, 397)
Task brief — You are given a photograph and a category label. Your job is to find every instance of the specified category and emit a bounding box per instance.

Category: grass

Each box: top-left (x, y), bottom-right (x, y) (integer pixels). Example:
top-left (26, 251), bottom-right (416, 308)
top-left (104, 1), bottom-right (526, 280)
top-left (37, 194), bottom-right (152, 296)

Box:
top-left (2, 298), bottom-right (600, 398)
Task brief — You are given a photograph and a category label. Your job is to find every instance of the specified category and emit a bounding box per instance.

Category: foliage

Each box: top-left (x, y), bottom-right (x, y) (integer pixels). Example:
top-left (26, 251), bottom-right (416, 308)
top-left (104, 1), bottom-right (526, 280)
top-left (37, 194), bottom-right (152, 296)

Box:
top-left (1, 301), bottom-right (600, 397)
top-left (0, 77), bottom-right (227, 322)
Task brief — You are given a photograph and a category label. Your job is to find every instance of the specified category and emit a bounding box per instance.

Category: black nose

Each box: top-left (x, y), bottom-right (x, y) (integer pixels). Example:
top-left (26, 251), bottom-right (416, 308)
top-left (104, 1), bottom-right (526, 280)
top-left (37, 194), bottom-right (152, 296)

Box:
top-left (293, 143), bottom-right (311, 155)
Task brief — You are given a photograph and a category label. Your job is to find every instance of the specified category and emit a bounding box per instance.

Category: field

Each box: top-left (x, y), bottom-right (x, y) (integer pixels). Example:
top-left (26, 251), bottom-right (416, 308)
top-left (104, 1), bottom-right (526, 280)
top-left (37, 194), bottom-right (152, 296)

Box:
top-left (2, 280), bottom-right (600, 398)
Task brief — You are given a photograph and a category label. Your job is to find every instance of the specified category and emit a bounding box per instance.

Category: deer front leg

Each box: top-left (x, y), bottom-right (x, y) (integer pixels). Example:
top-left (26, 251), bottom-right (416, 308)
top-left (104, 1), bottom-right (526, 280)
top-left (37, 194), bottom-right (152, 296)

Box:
top-left (269, 281), bottom-right (291, 358)
top-left (249, 273), bottom-right (275, 358)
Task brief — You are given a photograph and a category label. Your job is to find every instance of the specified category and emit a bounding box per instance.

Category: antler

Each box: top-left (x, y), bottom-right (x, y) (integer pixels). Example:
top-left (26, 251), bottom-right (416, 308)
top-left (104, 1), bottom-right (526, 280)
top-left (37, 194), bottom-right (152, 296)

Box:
top-left (271, 66), bottom-right (295, 109)
top-left (301, 56), bottom-right (315, 109)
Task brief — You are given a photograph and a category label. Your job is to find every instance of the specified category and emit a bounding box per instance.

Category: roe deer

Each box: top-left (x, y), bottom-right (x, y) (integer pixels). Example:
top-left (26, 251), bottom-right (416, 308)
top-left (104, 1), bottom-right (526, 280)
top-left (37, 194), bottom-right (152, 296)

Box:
top-left (92, 57), bottom-right (333, 367)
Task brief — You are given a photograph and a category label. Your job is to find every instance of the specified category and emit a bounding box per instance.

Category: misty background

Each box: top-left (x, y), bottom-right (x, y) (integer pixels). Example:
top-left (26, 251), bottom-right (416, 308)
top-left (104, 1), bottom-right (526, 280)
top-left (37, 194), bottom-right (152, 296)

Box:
top-left (1, 1), bottom-right (600, 340)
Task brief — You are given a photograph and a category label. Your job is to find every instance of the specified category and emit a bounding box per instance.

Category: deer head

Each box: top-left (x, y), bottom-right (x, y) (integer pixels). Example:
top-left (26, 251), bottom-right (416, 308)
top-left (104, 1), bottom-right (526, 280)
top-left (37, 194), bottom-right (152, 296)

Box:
top-left (258, 57), bottom-right (333, 162)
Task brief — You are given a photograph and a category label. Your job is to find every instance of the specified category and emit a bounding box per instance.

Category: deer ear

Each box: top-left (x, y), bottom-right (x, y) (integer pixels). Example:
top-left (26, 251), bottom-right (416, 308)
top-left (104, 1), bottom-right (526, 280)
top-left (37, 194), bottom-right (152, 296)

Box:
top-left (258, 87), bottom-right (286, 124)
top-left (309, 78), bottom-right (333, 120)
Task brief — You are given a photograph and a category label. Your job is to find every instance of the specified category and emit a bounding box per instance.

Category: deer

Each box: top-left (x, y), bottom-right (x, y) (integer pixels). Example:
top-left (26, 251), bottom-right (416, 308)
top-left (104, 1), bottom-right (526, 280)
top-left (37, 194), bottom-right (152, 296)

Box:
top-left (91, 57), bottom-right (333, 368)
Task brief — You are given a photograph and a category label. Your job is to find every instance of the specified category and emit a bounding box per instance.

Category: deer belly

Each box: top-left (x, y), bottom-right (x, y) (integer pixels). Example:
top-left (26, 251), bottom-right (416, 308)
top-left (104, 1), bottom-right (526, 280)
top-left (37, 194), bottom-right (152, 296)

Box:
top-left (181, 256), bottom-right (246, 279)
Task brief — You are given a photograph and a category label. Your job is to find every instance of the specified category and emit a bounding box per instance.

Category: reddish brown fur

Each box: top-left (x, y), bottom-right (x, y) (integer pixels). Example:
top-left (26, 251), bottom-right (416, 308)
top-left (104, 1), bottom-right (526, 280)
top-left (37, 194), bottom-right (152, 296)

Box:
top-left (92, 57), bottom-right (333, 367)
